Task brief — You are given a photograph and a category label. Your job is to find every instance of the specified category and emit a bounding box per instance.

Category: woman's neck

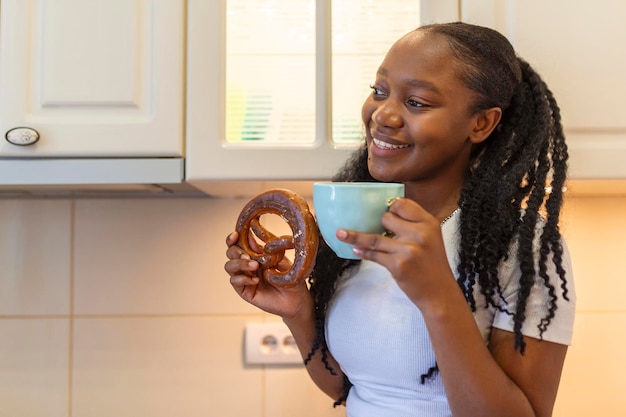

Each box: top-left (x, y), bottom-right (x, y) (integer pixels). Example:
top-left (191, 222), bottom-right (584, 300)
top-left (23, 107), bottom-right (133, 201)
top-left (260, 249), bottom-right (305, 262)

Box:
top-left (403, 178), bottom-right (463, 223)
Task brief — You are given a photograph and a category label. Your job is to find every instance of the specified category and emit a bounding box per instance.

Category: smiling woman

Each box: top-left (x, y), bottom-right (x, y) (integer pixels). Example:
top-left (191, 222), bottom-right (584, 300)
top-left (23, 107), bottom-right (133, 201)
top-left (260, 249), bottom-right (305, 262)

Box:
top-left (225, 21), bottom-right (574, 417)
top-left (362, 32), bottom-right (497, 185)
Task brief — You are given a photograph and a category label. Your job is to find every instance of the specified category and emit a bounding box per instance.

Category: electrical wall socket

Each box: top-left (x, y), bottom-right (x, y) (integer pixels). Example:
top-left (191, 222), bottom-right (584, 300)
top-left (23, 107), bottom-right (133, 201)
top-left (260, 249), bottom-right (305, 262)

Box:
top-left (244, 322), bottom-right (303, 365)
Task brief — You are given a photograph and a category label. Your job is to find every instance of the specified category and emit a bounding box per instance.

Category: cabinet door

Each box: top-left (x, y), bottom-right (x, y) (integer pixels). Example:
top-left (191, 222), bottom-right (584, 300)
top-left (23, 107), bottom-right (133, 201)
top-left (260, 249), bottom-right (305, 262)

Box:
top-left (461, 0), bottom-right (626, 179)
top-left (0, 0), bottom-right (184, 157)
top-left (186, 0), bottom-right (459, 182)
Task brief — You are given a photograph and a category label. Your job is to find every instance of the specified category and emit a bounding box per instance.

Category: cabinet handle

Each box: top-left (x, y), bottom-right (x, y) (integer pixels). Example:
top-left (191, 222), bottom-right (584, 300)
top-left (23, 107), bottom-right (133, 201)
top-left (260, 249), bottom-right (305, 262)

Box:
top-left (5, 127), bottom-right (40, 146)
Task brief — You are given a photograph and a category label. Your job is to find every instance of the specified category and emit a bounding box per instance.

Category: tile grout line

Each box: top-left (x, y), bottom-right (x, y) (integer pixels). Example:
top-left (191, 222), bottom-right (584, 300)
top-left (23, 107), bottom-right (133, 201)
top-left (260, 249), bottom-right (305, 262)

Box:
top-left (261, 364), bottom-right (267, 417)
top-left (67, 199), bottom-right (75, 417)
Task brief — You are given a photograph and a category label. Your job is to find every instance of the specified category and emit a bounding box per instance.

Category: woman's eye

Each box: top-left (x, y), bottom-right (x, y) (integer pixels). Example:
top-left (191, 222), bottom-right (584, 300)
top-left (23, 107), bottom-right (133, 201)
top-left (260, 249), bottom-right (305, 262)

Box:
top-left (407, 98), bottom-right (425, 108)
top-left (369, 85), bottom-right (385, 96)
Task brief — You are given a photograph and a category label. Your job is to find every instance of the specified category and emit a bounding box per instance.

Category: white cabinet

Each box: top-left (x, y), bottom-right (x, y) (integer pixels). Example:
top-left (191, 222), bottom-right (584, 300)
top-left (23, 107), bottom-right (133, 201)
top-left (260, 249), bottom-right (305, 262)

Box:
top-left (0, 0), bottom-right (185, 185)
top-left (185, 0), bottom-right (460, 184)
top-left (2, 0), bottom-right (625, 188)
top-left (461, 0), bottom-right (626, 179)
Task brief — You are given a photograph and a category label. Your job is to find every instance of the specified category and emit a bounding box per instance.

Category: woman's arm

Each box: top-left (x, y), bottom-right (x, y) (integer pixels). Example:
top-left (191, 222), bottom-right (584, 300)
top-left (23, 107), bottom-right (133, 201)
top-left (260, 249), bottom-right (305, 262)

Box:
top-left (490, 329), bottom-right (567, 417)
top-left (282, 297), bottom-right (347, 403)
top-left (225, 231), bottom-right (345, 402)
top-left (338, 198), bottom-right (568, 417)
top-left (418, 276), bottom-right (566, 417)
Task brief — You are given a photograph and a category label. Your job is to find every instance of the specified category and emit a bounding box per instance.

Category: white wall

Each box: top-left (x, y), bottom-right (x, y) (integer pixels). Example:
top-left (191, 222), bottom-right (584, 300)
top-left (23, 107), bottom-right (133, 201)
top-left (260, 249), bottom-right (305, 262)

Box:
top-left (0, 194), bottom-right (624, 416)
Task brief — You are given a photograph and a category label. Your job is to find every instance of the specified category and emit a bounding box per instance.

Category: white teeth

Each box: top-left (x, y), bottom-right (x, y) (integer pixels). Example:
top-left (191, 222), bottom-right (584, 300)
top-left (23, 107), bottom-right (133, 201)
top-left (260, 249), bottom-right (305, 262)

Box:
top-left (373, 138), bottom-right (410, 150)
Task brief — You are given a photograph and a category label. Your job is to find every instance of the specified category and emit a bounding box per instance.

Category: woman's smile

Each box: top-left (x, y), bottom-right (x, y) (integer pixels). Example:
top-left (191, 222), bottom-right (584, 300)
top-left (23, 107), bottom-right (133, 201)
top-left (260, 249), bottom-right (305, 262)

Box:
top-left (369, 130), bottom-right (412, 160)
top-left (372, 137), bottom-right (411, 150)
top-left (372, 138), bottom-right (411, 150)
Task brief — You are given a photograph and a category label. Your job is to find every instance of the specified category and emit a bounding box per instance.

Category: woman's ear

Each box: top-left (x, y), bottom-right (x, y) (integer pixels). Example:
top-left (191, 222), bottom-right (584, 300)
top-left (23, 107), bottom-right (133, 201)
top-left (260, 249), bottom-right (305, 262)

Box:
top-left (469, 107), bottom-right (502, 144)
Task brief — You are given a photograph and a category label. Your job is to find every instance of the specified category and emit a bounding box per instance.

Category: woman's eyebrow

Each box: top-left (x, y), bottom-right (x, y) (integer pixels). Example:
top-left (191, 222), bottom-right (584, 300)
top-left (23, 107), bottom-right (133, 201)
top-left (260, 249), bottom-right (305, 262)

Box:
top-left (406, 79), bottom-right (441, 95)
top-left (377, 67), bottom-right (442, 95)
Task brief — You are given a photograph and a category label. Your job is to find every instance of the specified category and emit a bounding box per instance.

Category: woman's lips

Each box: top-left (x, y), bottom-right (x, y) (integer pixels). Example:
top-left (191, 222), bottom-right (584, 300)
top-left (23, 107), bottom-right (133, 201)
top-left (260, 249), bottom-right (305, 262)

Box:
top-left (372, 137), bottom-right (411, 150)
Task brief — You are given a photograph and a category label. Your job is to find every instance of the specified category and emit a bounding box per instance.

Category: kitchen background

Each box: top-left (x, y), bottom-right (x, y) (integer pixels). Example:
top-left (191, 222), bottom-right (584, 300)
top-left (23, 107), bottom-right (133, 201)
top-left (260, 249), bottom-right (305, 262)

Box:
top-left (1, 187), bottom-right (625, 417)
top-left (2, 0), bottom-right (626, 416)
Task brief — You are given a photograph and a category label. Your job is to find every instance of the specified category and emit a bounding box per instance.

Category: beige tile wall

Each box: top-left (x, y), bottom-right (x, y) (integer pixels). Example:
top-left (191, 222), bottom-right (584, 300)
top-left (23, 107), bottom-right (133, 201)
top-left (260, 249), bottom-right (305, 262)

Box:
top-left (0, 195), bottom-right (624, 416)
top-left (553, 195), bottom-right (626, 417)
top-left (0, 197), bottom-right (342, 417)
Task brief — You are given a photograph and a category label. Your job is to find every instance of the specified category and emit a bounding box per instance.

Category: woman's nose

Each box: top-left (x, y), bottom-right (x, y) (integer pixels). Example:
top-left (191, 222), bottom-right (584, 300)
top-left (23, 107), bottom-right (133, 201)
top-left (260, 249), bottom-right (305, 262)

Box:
top-left (373, 101), bottom-right (403, 128)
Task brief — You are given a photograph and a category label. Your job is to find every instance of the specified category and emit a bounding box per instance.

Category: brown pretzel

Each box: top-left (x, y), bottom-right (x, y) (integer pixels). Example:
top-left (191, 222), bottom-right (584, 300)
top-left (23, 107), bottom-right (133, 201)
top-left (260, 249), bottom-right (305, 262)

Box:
top-left (235, 188), bottom-right (319, 288)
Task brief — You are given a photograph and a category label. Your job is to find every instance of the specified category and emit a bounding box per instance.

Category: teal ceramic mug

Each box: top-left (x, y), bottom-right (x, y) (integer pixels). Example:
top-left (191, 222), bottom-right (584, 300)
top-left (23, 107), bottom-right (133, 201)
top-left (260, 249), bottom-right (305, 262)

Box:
top-left (313, 182), bottom-right (405, 259)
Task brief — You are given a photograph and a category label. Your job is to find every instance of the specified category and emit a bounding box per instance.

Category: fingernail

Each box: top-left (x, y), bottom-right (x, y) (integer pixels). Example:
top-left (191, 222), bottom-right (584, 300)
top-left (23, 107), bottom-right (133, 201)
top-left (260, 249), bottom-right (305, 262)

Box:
top-left (387, 197), bottom-right (401, 210)
top-left (248, 260), bottom-right (257, 267)
top-left (336, 229), bottom-right (348, 239)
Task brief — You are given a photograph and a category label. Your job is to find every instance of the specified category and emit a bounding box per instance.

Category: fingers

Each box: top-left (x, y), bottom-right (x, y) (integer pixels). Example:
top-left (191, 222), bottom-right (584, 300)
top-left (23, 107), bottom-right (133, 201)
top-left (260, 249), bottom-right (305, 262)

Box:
top-left (226, 230), bottom-right (261, 280)
top-left (227, 229), bottom-right (261, 252)
top-left (226, 230), bottom-right (256, 260)
top-left (225, 253), bottom-right (259, 273)
top-left (382, 198), bottom-right (440, 241)
top-left (226, 231), bottom-right (239, 246)
top-left (386, 197), bottom-right (430, 223)
top-left (226, 237), bottom-right (247, 260)
top-left (336, 228), bottom-right (396, 265)
top-left (225, 239), bottom-right (259, 277)
top-left (335, 198), bottom-right (440, 260)
top-left (336, 228), bottom-right (391, 254)
top-left (225, 255), bottom-right (261, 298)
top-left (229, 273), bottom-right (260, 288)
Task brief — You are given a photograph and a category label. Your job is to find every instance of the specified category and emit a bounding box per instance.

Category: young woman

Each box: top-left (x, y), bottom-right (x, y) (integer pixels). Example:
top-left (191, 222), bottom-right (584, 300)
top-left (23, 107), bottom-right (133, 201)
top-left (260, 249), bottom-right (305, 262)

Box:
top-left (225, 22), bottom-right (575, 417)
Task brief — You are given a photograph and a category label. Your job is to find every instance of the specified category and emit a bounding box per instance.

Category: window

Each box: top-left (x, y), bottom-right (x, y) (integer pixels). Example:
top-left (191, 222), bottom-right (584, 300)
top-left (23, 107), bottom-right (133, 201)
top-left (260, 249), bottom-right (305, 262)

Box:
top-left (225, 0), bottom-right (420, 145)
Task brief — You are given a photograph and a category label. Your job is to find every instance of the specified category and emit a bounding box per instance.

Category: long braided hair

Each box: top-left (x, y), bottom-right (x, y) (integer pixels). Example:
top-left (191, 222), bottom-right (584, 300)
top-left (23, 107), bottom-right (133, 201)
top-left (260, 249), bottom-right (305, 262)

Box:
top-left (306, 22), bottom-right (570, 406)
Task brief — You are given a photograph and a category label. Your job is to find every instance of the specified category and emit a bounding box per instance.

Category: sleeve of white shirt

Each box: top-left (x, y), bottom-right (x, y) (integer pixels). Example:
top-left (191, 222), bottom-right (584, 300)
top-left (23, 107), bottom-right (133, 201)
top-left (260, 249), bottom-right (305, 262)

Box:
top-left (492, 237), bottom-right (576, 345)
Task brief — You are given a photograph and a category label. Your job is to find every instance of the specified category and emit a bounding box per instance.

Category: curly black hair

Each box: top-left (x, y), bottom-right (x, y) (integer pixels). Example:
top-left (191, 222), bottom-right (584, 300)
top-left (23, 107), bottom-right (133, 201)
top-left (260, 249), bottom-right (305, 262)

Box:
top-left (306, 22), bottom-right (570, 406)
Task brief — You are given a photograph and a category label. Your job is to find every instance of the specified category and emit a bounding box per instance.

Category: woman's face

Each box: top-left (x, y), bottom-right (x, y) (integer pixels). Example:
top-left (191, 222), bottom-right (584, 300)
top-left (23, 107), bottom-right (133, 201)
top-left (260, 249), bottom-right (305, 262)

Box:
top-left (362, 31), bottom-right (485, 187)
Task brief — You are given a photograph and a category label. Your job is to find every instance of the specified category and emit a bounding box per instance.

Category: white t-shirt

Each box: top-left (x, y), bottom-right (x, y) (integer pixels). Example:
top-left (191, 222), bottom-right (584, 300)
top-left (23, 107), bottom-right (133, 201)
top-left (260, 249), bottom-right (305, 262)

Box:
top-left (325, 210), bottom-right (576, 417)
